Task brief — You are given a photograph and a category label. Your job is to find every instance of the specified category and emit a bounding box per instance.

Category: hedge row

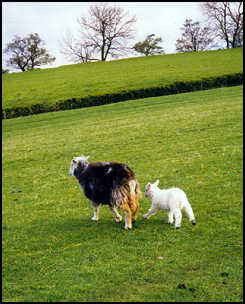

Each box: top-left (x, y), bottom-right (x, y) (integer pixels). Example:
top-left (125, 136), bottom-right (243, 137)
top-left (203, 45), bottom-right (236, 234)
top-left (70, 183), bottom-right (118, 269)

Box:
top-left (2, 73), bottom-right (243, 119)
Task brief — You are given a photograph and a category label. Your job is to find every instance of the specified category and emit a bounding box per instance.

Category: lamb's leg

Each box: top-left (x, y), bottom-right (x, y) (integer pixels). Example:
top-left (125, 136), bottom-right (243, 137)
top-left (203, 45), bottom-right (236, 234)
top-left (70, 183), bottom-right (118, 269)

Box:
top-left (109, 205), bottom-right (122, 222)
top-left (183, 201), bottom-right (196, 225)
top-left (167, 210), bottom-right (174, 224)
top-left (173, 209), bottom-right (182, 229)
top-left (143, 205), bottom-right (159, 219)
top-left (91, 202), bottom-right (99, 221)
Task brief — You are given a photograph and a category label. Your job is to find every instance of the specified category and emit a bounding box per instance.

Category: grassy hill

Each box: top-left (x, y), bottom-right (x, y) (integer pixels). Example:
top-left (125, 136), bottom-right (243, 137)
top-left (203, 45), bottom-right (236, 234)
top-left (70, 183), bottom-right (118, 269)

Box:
top-left (2, 86), bottom-right (243, 302)
top-left (2, 48), bottom-right (243, 118)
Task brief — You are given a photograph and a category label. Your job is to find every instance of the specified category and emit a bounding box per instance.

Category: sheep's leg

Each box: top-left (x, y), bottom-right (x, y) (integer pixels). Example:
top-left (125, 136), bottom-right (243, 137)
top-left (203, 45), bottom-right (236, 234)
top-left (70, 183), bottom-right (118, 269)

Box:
top-left (130, 198), bottom-right (139, 223)
top-left (121, 204), bottom-right (132, 230)
top-left (183, 202), bottom-right (196, 225)
top-left (174, 209), bottom-right (182, 229)
top-left (143, 205), bottom-right (159, 219)
top-left (167, 210), bottom-right (174, 224)
top-left (128, 181), bottom-right (139, 223)
top-left (91, 202), bottom-right (99, 221)
top-left (109, 205), bottom-right (122, 222)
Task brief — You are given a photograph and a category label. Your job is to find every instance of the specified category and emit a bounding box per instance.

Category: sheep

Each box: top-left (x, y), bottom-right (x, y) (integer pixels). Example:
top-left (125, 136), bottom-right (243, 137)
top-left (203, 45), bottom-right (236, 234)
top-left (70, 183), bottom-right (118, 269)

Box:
top-left (143, 180), bottom-right (196, 228)
top-left (69, 155), bottom-right (141, 230)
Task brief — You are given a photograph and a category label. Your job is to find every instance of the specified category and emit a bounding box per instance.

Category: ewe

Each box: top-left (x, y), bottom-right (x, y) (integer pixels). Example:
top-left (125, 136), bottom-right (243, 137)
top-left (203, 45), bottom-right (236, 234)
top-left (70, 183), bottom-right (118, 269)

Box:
top-left (143, 180), bottom-right (196, 228)
top-left (69, 155), bottom-right (140, 230)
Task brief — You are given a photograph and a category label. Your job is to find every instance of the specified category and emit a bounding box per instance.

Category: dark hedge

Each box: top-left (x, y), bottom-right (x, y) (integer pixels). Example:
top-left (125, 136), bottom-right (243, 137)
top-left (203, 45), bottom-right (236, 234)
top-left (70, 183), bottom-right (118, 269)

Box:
top-left (2, 73), bottom-right (243, 119)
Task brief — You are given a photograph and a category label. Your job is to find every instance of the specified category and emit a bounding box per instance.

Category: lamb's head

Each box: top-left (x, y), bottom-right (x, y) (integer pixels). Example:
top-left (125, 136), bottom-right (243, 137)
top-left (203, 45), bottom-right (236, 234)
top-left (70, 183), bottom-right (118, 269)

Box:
top-left (69, 155), bottom-right (90, 176)
top-left (145, 179), bottom-right (159, 198)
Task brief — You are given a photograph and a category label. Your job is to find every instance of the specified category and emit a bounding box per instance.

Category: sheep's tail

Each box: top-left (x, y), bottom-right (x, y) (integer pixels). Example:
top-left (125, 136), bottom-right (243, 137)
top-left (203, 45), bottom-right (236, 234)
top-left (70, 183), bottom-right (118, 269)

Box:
top-left (112, 178), bottom-right (141, 210)
top-left (129, 179), bottom-right (141, 199)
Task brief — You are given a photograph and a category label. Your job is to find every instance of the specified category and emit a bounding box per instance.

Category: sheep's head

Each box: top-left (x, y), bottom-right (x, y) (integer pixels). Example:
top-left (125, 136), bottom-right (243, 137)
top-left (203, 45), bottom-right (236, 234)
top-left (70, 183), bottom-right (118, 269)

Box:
top-left (145, 179), bottom-right (159, 198)
top-left (69, 155), bottom-right (90, 176)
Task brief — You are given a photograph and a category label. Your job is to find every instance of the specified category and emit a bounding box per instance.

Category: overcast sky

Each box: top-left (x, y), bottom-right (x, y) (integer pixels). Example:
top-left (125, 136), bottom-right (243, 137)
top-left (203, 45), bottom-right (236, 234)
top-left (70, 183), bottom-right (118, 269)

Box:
top-left (2, 2), bottom-right (204, 69)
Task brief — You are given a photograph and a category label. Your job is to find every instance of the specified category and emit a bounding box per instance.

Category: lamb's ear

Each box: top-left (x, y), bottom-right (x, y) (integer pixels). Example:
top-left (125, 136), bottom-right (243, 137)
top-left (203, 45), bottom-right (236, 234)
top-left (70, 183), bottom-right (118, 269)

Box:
top-left (86, 155), bottom-right (90, 160)
top-left (154, 179), bottom-right (159, 186)
top-left (146, 183), bottom-right (151, 189)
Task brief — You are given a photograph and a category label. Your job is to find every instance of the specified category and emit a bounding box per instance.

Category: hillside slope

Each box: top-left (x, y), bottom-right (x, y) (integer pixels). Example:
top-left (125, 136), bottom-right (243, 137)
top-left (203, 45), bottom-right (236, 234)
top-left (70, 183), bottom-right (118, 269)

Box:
top-left (2, 48), bottom-right (243, 118)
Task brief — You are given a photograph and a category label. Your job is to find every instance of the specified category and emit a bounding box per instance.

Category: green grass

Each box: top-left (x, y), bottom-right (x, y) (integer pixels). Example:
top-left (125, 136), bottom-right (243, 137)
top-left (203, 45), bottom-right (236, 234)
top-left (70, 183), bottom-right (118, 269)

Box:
top-left (2, 48), bottom-right (243, 111)
top-left (2, 86), bottom-right (243, 302)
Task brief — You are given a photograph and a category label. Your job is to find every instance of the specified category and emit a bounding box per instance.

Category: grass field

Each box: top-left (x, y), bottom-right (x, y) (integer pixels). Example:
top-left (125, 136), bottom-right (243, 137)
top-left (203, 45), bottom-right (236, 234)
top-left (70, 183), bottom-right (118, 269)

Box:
top-left (2, 85), bottom-right (243, 302)
top-left (2, 47), bottom-right (243, 111)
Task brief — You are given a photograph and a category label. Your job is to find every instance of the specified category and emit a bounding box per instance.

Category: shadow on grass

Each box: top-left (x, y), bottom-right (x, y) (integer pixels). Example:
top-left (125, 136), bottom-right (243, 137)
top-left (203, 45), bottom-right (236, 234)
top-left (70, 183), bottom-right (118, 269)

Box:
top-left (21, 214), bottom-right (172, 244)
top-left (9, 212), bottom-right (185, 255)
top-left (52, 214), bottom-right (172, 232)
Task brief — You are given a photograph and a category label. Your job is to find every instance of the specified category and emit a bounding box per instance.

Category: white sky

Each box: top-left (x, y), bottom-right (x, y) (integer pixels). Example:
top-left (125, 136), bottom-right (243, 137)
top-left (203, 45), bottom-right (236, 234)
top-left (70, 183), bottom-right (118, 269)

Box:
top-left (2, 1), bottom-right (204, 69)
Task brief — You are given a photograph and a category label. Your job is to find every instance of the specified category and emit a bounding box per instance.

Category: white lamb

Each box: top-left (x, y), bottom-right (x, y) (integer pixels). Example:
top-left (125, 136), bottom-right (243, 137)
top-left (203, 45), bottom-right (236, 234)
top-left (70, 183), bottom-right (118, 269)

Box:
top-left (143, 180), bottom-right (196, 228)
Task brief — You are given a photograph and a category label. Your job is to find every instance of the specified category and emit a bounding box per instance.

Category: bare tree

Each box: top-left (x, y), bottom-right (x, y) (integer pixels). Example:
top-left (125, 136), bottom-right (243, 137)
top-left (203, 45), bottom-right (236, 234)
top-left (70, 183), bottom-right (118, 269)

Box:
top-left (76, 2), bottom-right (136, 61)
top-left (3, 33), bottom-right (55, 72)
top-left (176, 18), bottom-right (214, 53)
top-left (60, 30), bottom-right (98, 63)
top-left (132, 34), bottom-right (164, 56)
top-left (200, 2), bottom-right (243, 49)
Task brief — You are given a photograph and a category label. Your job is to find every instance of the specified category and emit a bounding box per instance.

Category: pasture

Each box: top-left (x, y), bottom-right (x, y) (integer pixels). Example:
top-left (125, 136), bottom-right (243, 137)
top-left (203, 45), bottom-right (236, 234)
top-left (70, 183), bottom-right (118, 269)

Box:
top-left (2, 85), bottom-right (243, 302)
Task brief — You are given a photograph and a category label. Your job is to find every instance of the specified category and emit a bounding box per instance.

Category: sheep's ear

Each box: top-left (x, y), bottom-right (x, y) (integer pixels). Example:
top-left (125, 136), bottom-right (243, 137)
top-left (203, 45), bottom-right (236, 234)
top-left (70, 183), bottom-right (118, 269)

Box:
top-left (154, 179), bottom-right (159, 186)
top-left (86, 155), bottom-right (90, 160)
top-left (146, 183), bottom-right (151, 189)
